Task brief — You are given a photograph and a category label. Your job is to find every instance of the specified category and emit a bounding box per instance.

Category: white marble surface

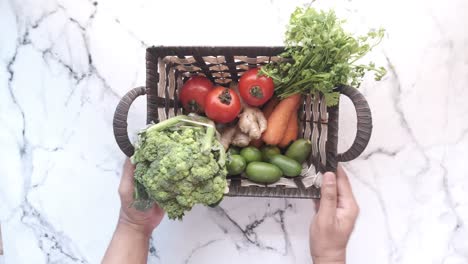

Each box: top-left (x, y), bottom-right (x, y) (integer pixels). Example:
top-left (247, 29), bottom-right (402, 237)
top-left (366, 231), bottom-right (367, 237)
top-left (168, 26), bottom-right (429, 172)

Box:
top-left (1, 0), bottom-right (468, 263)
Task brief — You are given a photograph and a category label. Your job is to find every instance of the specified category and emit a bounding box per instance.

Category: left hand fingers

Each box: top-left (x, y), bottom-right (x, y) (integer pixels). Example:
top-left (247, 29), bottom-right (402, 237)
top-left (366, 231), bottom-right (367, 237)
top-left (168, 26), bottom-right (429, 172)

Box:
top-left (118, 158), bottom-right (135, 200)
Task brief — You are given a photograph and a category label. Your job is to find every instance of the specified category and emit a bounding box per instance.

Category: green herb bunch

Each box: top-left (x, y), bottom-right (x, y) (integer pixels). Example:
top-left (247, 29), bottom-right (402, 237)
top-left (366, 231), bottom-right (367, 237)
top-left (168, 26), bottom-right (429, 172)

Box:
top-left (260, 7), bottom-right (386, 106)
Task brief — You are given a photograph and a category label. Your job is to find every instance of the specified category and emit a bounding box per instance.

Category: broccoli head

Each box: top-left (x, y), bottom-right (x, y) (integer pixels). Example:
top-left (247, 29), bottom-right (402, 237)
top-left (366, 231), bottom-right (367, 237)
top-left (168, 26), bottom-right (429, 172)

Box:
top-left (131, 115), bottom-right (227, 220)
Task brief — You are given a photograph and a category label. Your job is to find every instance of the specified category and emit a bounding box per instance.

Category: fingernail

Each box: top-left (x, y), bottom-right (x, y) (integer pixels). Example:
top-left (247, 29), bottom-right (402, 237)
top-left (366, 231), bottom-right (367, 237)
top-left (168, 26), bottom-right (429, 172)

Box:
top-left (323, 172), bottom-right (336, 184)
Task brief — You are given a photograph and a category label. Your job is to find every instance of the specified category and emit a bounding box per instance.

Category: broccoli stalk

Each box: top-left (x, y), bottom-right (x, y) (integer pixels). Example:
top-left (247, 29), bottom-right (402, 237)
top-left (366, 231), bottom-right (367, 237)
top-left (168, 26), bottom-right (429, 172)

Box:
top-left (201, 121), bottom-right (215, 154)
top-left (145, 115), bottom-right (189, 133)
top-left (146, 114), bottom-right (216, 154)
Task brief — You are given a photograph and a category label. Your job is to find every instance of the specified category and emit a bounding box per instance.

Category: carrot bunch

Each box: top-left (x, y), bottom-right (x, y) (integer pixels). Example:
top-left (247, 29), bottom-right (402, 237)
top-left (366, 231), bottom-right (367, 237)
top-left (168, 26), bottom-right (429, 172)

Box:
top-left (253, 94), bottom-right (300, 148)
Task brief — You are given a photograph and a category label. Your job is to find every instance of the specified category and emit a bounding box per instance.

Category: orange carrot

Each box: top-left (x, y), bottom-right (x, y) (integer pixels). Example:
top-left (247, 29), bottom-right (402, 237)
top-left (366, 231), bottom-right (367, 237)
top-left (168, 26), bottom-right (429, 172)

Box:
top-left (278, 110), bottom-right (298, 148)
top-left (249, 97), bottom-right (280, 148)
top-left (262, 94), bottom-right (301, 145)
top-left (262, 97), bottom-right (279, 118)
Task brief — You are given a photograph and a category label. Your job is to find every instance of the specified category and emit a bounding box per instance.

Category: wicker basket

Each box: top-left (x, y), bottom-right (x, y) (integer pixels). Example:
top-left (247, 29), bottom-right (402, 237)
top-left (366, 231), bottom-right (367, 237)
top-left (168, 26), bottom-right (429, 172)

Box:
top-left (113, 46), bottom-right (372, 199)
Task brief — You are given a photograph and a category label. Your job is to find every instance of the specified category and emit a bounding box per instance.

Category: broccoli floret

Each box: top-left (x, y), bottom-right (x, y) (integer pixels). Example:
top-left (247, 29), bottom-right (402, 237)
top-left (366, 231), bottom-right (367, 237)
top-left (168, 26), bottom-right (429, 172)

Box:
top-left (134, 162), bottom-right (149, 182)
top-left (130, 115), bottom-right (228, 220)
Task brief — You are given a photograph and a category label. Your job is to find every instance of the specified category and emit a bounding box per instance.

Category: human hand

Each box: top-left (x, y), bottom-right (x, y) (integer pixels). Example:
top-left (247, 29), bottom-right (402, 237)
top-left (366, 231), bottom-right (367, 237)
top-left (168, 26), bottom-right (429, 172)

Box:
top-left (310, 165), bottom-right (359, 264)
top-left (117, 158), bottom-right (165, 237)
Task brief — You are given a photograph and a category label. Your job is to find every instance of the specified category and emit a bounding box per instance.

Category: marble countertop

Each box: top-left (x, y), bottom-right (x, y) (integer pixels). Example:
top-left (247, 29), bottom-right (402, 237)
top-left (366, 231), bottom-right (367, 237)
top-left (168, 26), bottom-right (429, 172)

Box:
top-left (1, 0), bottom-right (468, 263)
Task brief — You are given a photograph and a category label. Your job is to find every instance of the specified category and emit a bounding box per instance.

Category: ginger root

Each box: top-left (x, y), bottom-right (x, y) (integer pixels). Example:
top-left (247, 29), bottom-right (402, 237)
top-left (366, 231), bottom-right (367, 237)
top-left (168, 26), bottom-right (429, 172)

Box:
top-left (232, 129), bottom-right (250, 147)
top-left (220, 126), bottom-right (250, 149)
top-left (230, 82), bottom-right (267, 140)
top-left (220, 82), bottom-right (269, 150)
top-left (238, 107), bottom-right (267, 139)
top-left (220, 126), bottom-right (237, 150)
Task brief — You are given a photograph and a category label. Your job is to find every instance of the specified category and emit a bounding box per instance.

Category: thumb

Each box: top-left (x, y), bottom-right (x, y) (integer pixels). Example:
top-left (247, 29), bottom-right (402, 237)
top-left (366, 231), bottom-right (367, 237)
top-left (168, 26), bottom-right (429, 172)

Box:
top-left (119, 158), bottom-right (135, 200)
top-left (317, 172), bottom-right (338, 222)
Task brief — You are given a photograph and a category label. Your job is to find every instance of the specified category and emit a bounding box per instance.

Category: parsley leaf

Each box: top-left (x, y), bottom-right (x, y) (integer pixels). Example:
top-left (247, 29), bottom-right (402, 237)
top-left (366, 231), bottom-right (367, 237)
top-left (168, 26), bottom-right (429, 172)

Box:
top-left (261, 7), bottom-right (386, 106)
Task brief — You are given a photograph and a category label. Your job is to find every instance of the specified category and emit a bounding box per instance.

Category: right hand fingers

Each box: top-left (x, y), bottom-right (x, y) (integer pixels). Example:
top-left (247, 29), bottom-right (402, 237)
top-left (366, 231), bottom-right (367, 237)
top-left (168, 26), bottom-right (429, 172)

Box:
top-left (317, 172), bottom-right (338, 223)
top-left (336, 165), bottom-right (359, 217)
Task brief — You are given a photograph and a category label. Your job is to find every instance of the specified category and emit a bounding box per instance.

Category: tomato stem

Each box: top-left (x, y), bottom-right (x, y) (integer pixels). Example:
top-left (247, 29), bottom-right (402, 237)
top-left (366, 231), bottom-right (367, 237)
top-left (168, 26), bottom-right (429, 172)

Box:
top-left (218, 89), bottom-right (232, 105)
top-left (187, 100), bottom-right (201, 113)
top-left (249, 86), bottom-right (264, 98)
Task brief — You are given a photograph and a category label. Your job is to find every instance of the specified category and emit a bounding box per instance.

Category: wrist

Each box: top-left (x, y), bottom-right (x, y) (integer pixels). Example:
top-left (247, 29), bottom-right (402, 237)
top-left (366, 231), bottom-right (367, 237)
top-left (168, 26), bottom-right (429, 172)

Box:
top-left (117, 218), bottom-right (153, 239)
top-left (312, 256), bottom-right (345, 264)
top-left (312, 252), bottom-right (346, 264)
top-left (312, 258), bottom-right (346, 264)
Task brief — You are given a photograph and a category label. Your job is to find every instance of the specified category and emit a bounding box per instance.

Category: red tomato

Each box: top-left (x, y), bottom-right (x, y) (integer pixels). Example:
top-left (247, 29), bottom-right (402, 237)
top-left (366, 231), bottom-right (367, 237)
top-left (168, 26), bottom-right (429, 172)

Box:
top-left (205, 87), bottom-right (241, 123)
top-left (179, 76), bottom-right (213, 114)
top-left (238, 68), bottom-right (274, 106)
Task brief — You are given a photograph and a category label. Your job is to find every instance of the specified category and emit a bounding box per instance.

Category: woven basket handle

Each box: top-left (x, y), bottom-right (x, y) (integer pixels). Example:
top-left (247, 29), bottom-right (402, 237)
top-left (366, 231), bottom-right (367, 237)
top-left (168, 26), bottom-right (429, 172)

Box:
top-left (337, 85), bottom-right (373, 162)
top-left (113, 87), bottom-right (146, 157)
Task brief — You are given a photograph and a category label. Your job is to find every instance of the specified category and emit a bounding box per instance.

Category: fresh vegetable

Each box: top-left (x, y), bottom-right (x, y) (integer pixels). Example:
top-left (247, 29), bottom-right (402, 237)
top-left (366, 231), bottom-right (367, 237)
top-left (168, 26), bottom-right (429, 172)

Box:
top-left (261, 146), bottom-right (281, 162)
top-left (240, 146), bottom-right (262, 163)
top-left (238, 107), bottom-right (267, 140)
top-left (131, 115), bottom-right (227, 220)
top-left (262, 97), bottom-right (280, 118)
top-left (227, 147), bottom-right (240, 155)
top-left (221, 126), bottom-right (250, 149)
top-left (205, 86), bottom-right (241, 123)
top-left (246, 162), bottom-right (283, 184)
top-left (179, 76), bottom-right (213, 114)
top-left (249, 97), bottom-right (280, 148)
top-left (269, 154), bottom-right (302, 177)
top-left (278, 110), bottom-right (299, 148)
top-left (227, 154), bottom-right (247, 175)
top-left (231, 82), bottom-right (267, 140)
top-left (262, 94), bottom-right (301, 145)
top-left (232, 129), bottom-right (251, 147)
top-left (220, 126), bottom-right (238, 149)
top-left (260, 7), bottom-right (386, 106)
top-left (220, 82), bottom-right (267, 148)
top-left (208, 197), bottom-right (224, 208)
top-left (238, 68), bottom-right (274, 106)
top-left (285, 139), bottom-right (312, 163)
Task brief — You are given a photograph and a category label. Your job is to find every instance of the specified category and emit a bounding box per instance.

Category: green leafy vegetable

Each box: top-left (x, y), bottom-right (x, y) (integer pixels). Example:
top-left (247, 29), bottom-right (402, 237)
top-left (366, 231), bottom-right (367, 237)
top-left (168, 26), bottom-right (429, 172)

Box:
top-left (131, 115), bottom-right (227, 220)
top-left (260, 7), bottom-right (386, 106)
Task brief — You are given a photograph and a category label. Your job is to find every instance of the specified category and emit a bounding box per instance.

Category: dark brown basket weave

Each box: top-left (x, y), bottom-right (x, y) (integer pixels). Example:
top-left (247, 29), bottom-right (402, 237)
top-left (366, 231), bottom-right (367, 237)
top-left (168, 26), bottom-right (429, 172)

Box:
top-left (113, 46), bottom-right (372, 199)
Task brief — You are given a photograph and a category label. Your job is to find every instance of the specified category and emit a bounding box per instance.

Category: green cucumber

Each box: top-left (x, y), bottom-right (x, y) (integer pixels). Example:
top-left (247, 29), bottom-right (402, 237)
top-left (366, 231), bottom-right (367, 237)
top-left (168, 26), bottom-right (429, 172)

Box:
top-left (228, 147), bottom-right (240, 155)
top-left (285, 139), bottom-right (312, 163)
top-left (240, 147), bottom-right (262, 163)
top-left (227, 155), bottom-right (247, 175)
top-left (261, 146), bottom-right (281, 162)
top-left (245, 162), bottom-right (282, 184)
top-left (269, 154), bottom-right (302, 177)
